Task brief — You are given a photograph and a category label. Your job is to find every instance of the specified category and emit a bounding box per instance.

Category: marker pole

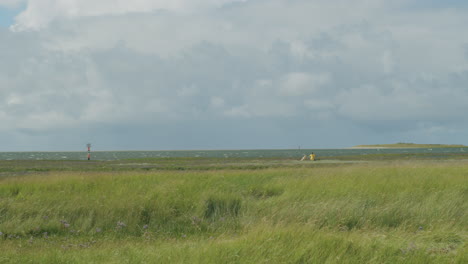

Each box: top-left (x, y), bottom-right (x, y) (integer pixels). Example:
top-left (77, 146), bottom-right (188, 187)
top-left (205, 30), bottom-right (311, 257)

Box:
top-left (87, 143), bottom-right (91, 160)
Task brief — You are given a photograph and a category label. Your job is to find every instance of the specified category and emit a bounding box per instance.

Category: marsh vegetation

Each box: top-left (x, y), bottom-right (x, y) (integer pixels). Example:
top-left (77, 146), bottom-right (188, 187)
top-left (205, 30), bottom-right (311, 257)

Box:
top-left (0, 155), bottom-right (466, 263)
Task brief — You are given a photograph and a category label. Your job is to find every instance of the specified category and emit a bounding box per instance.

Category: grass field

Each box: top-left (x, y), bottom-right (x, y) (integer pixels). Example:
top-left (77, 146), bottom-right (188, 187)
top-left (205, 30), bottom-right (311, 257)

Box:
top-left (0, 155), bottom-right (467, 263)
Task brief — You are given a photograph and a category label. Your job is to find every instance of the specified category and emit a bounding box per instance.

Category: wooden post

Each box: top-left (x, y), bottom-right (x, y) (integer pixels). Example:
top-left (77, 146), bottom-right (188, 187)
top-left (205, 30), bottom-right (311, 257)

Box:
top-left (87, 143), bottom-right (91, 160)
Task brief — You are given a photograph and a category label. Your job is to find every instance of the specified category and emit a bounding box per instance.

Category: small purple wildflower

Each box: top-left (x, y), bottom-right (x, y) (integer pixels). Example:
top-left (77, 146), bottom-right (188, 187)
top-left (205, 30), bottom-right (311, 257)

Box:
top-left (143, 225), bottom-right (148, 230)
top-left (116, 221), bottom-right (126, 229)
top-left (60, 220), bottom-right (70, 228)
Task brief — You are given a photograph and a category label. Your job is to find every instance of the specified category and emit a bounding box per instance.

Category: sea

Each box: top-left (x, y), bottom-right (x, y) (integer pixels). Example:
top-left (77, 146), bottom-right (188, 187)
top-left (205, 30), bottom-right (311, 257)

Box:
top-left (0, 148), bottom-right (467, 161)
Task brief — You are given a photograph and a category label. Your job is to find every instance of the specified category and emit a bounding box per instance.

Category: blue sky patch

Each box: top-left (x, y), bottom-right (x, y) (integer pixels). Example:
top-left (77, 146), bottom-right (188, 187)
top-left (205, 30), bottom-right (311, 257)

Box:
top-left (0, 6), bottom-right (22, 28)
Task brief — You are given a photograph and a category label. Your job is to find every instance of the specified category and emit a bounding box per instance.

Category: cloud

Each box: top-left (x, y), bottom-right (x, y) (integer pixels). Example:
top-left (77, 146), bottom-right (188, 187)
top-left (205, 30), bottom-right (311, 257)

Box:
top-left (465, 44), bottom-right (468, 61)
top-left (381, 51), bottom-right (395, 74)
top-left (2, 0), bottom-right (468, 150)
top-left (279, 72), bottom-right (331, 96)
top-left (10, 0), bottom-right (246, 31)
top-left (210, 96), bottom-right (225, 108)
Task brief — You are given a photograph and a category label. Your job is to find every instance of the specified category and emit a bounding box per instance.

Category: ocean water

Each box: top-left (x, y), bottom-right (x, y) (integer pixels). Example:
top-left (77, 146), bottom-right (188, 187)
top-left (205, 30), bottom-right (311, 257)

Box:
top-left (0, 148), bottom-right (467, 161)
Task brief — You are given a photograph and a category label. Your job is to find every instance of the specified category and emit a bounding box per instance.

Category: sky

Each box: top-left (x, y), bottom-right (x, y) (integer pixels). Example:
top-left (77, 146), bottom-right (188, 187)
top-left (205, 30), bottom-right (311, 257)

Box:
top-left (1, 0), bottom-right (468, 151)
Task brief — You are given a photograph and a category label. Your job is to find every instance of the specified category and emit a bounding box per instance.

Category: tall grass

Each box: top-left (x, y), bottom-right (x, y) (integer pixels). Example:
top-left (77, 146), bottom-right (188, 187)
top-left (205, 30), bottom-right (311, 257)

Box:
top-left (0, 160), bottom-right (466, 263)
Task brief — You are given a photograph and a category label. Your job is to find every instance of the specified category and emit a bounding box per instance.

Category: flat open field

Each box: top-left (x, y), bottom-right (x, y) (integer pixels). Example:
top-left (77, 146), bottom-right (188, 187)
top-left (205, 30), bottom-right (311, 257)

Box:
top-left (0, 155), bottom-right (467, 263)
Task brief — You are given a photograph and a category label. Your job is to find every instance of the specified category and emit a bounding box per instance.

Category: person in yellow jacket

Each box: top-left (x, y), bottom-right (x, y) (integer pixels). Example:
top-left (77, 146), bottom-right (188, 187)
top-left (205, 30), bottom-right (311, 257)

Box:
top-left (309, 153), bottom-right (316, 161)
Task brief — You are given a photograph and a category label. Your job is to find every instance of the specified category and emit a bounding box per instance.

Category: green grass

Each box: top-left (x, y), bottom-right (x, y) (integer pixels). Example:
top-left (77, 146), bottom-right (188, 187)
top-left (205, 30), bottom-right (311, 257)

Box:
top-left (0, 158), bottom-right (467, 263)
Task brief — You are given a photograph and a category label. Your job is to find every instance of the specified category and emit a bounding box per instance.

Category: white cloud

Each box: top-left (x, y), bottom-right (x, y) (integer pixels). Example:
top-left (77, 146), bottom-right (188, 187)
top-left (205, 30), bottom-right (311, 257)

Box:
top-left (6, 93), bottom-right (23, 105)
top-left (279, 72), bottom-right (331, 96)
top-left (224, 105), bottom-right (250, 118)
top-left (210, 96), bottom-right (225, 108)
top-left (177, 85), bottom-right (199, 97)
top-left (10, 0), bottom-right (246, 31)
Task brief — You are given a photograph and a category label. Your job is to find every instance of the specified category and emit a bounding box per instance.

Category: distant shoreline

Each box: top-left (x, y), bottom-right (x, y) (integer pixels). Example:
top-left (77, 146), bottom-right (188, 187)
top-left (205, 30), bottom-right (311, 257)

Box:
top-left (351, 144), bottom-right (467, 149)
top-left (348, 147), bottom-right (392, 149)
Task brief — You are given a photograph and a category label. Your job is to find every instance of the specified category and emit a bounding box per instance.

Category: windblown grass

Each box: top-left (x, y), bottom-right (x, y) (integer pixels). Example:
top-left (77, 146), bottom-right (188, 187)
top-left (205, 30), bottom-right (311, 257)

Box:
top-left (0, 159), bottom-right (466, 263)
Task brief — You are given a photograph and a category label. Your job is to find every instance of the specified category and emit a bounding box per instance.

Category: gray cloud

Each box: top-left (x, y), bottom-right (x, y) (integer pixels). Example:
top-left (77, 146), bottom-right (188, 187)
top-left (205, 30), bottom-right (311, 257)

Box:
top-left (1, 0), bottom-right (468, 150)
